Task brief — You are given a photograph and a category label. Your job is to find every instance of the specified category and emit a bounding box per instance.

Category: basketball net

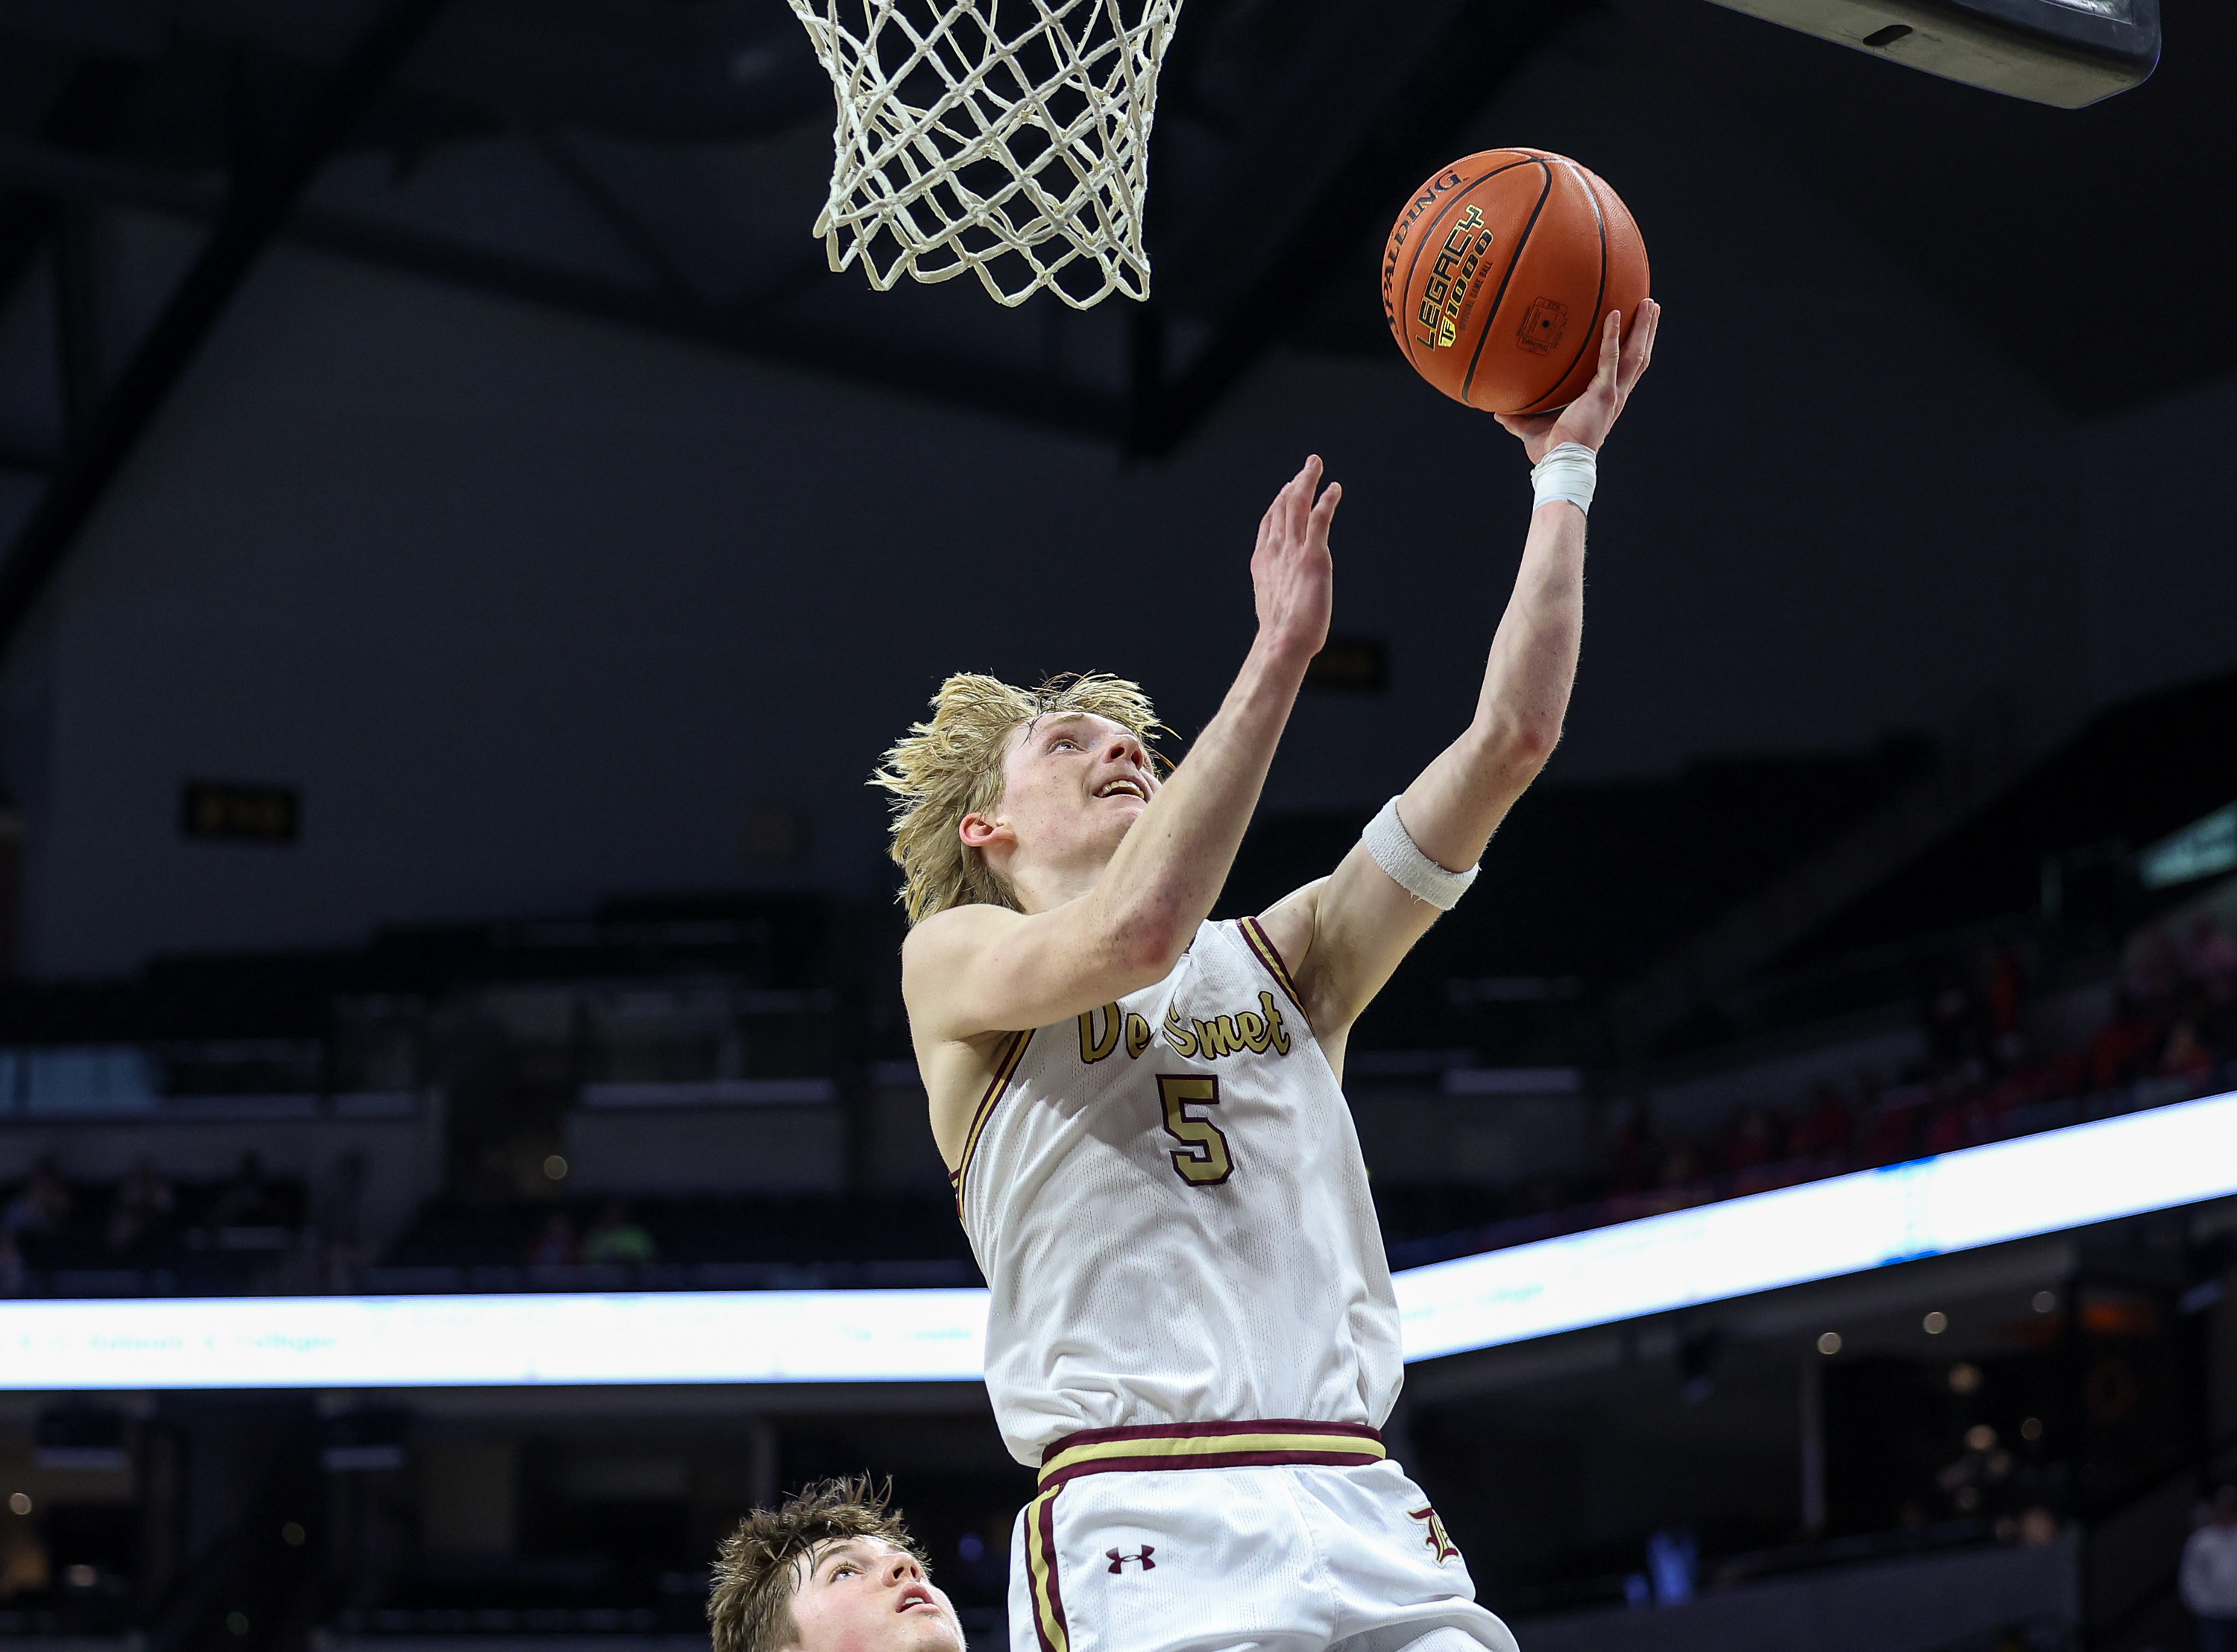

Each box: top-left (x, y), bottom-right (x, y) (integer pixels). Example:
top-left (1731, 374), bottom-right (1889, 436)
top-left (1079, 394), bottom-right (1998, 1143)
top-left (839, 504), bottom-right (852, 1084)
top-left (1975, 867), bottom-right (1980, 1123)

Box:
top-left (787, 0), bottom-right (1182, 309)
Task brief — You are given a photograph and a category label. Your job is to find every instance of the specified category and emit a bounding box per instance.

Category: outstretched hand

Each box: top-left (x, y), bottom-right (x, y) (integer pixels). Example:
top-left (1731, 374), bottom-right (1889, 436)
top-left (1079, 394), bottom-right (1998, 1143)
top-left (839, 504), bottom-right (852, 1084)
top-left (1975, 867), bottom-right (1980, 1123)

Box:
top-left (1494, 297), bottom-right (1660, 463)
top-left (1252, 454), bottom-right (1339, 661)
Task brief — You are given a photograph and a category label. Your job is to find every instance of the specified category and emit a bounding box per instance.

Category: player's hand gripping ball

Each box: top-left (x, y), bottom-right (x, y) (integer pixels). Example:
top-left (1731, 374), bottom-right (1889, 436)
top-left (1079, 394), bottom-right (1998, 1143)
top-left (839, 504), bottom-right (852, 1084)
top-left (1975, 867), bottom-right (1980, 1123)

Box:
top-left (1383, 149), bottom-right (1650, 415)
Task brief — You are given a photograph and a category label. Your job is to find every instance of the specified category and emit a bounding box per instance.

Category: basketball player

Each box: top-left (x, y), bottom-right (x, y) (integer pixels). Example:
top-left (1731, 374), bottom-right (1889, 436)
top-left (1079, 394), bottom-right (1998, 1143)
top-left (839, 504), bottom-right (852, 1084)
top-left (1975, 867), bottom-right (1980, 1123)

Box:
top-left (709, 1477), bottom-right (964, 1652)
top-left (874, 301), bottom-right (1658, 1652)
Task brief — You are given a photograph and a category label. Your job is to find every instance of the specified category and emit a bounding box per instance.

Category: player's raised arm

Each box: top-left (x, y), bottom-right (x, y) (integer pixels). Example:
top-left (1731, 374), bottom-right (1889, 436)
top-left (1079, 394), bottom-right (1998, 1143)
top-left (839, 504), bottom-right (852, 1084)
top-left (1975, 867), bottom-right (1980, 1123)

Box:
top-left (1259, 301), bottom-right (1660, 1059)
top-left (897, 456), bottom-right (1339, 1052)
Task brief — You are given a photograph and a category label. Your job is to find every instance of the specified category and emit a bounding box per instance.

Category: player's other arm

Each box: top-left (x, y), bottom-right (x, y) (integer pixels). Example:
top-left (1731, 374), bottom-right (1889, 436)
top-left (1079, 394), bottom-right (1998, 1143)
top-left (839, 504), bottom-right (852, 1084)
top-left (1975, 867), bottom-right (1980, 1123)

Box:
top-left (904, 458), bottom-right (1340, 1047)
top-left (1262, 303), bottom-right (1660, 1056)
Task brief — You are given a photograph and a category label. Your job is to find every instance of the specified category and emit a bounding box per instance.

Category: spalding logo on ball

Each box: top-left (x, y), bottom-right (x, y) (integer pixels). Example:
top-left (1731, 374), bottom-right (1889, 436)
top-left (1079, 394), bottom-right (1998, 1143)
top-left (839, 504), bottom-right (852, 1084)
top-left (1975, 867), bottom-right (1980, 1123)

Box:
top-left (1384, 149), bottom-right (1649, 414)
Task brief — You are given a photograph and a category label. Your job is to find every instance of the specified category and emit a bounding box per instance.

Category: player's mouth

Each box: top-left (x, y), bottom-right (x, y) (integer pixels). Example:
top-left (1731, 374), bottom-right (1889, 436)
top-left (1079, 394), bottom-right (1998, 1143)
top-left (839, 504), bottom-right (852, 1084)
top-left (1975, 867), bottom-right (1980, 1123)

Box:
top-left (895, 1584), bottom-right (940, 1614)
top-left (1094, 778), bottom-right (1148, 802)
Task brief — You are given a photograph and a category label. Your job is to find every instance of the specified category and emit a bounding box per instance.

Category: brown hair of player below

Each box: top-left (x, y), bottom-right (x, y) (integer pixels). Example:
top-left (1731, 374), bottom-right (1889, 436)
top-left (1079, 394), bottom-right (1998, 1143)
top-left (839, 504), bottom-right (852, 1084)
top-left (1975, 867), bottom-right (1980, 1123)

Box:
top-left (707, 1475), bottom-right (928, 1652)
top-left (1382, 148), bottom-right (1650, 416)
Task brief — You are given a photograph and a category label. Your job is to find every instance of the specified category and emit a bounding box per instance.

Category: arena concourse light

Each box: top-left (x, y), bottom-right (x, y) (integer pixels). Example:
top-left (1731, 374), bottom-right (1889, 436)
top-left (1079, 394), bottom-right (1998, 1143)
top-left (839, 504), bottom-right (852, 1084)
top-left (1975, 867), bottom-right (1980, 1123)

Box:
top-left (3, 1087), bottom-right (2233, 1390)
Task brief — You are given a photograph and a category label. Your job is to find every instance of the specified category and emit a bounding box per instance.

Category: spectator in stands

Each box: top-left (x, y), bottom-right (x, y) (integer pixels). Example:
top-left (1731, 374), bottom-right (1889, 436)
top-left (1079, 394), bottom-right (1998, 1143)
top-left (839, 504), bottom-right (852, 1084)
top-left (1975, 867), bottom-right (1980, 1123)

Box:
top-left (2125, 924), bottom-right (2186, 1005)
top-left (2, 1158), bottom-right (69, 1240)
top-left (708, 1475), bottom-right (960, 1652)
top-left (1792, 1083), bottom-right (1854, 1162)
top-left (1922, 1102), bottom-right (1968, 1157)
top-left (209, 1150), bottom-right (276, 1227)
top-left (2188, 916), bottom-right (2237, 1006)
top-left (1652, 1143), bottom-right (1705, 1210)
top-left (2089, 994), bottom-right (2157, 1092)
top-left (2162, 1018), bottom-right (2215, 1079)
top-left (526, 1211), bottom-right (579, 1267)
top-left (1721, 1107), bottom-right (1779, 1175)
top-left (581, 1202), bottom-right (658, 1266)
top-left (1860, 1096), bottom-right (1917, 1167)
top-left (1922, 964), bottom-right (1981, 1077)
top-left (1605, 1103), bottom-right (1662, 1196)
top-left (1982, 942), bottom-right (2030, 1069)
top-left (105, 1158), bottom-right (174, 1258)
top-left (2181, 1485), bottom-right (2237, 1652)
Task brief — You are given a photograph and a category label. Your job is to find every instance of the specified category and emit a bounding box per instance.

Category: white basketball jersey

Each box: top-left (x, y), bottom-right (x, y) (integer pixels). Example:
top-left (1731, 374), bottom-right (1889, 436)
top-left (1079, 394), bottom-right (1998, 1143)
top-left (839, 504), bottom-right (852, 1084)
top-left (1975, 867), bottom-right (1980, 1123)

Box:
top-left (955, 917), bottom-right (1403, 1468)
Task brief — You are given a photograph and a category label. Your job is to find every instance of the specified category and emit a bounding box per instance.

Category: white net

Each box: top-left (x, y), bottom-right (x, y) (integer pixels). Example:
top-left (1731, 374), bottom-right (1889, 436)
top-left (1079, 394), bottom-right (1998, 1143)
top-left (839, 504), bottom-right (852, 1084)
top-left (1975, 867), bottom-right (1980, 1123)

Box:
top-left (787, 0), bottom-right (1183, 309)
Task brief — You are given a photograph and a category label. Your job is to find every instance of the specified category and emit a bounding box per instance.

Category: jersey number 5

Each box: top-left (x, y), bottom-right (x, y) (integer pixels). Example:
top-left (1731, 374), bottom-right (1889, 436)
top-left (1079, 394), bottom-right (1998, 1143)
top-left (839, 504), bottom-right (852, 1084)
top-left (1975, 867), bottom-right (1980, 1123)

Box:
top-left (1157, 1075), bottom-right (1233, 1187)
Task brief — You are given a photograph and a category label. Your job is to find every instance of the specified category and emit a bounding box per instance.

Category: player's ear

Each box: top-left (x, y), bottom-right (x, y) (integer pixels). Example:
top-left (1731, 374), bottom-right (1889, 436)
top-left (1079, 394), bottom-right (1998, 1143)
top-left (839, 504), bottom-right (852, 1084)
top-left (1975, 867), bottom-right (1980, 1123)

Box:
top-left (958, 812), bottom-right (1009, 850)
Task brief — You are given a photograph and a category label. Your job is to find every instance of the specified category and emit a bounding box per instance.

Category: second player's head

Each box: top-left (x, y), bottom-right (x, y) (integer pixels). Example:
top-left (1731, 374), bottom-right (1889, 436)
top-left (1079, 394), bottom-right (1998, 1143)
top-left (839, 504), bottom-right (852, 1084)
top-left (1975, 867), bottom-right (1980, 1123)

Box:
top-left (708, 1478), bottom-right (961, 1652)
top-left (873, 672), bottom-right (1165, 921)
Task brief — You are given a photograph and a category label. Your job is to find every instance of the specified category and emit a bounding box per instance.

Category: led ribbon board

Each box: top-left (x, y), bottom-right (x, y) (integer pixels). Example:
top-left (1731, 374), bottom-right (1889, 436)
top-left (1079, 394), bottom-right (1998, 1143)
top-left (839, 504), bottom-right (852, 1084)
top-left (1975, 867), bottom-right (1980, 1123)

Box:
top-left (0, 1288), bottom-right (989, 1390)
top-left (1398, 1083), bottom-right (2237, 1361)
top-left (1, 1088), bottom-right (2233, 1388)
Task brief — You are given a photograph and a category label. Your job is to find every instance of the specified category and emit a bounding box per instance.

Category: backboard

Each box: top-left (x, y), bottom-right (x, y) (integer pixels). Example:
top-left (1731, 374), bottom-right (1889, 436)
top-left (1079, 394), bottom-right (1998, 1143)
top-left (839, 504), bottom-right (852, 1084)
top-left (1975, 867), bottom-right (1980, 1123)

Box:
top-left (1702, 0), bottom-right (2159, 106)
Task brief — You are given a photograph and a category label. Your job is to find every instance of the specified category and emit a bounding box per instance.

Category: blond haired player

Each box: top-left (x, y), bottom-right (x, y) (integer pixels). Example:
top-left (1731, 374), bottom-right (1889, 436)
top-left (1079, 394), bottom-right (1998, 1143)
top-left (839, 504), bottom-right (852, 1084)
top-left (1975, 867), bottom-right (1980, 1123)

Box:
top-left (874, 303), bottom-right (1658, 1652)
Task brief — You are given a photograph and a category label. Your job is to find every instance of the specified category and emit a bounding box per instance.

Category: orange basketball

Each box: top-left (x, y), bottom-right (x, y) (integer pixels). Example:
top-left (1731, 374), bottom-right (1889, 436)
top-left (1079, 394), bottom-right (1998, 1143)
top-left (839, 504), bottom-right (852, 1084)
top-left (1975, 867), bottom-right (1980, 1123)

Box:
top-left (1382, 149), bottom-right (1650, 415)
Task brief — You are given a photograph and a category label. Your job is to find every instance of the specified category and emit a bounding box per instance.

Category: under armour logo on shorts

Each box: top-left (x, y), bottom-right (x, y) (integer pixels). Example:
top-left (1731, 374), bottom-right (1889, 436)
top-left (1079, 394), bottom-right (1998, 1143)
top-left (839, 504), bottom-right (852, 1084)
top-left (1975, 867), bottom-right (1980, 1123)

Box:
top-left (1105, 1546), bottom-right (1156, 1573)
top-left (1409, 1506), bottom-right (1460, 1564)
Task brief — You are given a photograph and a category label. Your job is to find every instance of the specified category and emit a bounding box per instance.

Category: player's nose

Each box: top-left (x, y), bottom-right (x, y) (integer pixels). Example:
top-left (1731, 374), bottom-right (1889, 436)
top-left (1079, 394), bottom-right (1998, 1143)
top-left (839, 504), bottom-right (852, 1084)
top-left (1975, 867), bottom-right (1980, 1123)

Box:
top-left (883, 1551), bottom-right (923, 1586)
top-left (1103, 733), bottom-right (1145, 770)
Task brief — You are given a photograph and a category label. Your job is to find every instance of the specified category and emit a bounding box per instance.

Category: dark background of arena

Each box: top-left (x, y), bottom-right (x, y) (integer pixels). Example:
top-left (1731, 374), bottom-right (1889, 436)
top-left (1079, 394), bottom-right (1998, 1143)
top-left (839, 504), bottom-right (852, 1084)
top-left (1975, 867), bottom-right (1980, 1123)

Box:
top-left (0, 5), bottom-right (2229, 1652)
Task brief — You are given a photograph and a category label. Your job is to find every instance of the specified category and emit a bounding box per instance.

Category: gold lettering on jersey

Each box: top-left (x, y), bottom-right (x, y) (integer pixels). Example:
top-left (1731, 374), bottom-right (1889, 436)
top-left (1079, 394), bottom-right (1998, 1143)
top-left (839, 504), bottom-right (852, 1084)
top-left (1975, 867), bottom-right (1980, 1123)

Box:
top-left (1157, 1074), bottom-right (1233, 1187)
top-left (1260, 992), bottom-right (1291, 1055)
top-left (1157, 993), bottom-right (1290, 1061)
top-left (1196, 1015), bottom-right (1245, 1058)
top-left (1124, 1012), bottom-right (1152, 1059)
top-left (1162, 1004), bottom-right (1199, 1059)
top-left (1078, 1003), bottom-right (1121, 1064)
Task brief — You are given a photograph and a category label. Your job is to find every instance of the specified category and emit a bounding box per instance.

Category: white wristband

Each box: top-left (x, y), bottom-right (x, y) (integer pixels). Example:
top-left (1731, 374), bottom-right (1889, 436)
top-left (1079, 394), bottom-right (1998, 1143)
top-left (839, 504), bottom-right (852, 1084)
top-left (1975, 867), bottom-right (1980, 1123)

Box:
top-left (1530, 441), bottom-right (1596, 515)
top-left (1362, 796), bottom-right (1479, 911)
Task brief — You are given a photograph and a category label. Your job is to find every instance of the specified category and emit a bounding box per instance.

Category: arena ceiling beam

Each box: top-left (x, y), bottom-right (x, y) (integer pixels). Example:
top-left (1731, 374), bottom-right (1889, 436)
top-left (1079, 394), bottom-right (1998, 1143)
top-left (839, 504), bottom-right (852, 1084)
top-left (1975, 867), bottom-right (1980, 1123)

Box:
top-left (280, 209), bottom-right (1130, 443)
top-left (0, 0), bottom-right (455, 663)
top-left (0, 139), bottom-right (1127, 446)
top-left (1124, 0), bottom-right (1576, 458)
top-left (0, 442), bottom-right (55, 478)
top-left (0, 136), bottom-right (1127, 477)
top-left (0, 60), bottom-right (146, 479)
top-left (49, 203), bottom-right (100, 436)
top-left (0, 191), bottom-right (58, 318)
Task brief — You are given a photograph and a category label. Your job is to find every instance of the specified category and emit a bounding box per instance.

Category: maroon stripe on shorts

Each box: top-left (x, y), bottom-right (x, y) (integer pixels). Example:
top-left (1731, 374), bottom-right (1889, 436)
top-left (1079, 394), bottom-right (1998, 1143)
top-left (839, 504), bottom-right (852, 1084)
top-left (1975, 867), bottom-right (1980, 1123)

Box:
top-left (1032, 1487), bottom-right (1069, 1652)
top-left (1038, 1419), bottom-right (1384, 1488)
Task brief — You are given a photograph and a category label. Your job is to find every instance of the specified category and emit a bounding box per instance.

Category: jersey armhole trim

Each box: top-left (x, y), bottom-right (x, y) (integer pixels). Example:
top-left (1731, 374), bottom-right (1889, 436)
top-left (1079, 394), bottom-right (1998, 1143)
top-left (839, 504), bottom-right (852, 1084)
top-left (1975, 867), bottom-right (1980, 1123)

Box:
top-left (1239, 915), bottom-right (1312, 1030)
top-left (955, 1027), bottom-right (1035, 1214)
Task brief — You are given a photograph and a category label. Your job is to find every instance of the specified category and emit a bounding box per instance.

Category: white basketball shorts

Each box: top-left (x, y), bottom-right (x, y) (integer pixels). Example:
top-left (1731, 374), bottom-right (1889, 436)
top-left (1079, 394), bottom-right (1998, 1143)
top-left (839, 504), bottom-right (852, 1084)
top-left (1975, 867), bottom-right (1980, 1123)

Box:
top-left (1004, 1421), bottom-right (1517, 1652)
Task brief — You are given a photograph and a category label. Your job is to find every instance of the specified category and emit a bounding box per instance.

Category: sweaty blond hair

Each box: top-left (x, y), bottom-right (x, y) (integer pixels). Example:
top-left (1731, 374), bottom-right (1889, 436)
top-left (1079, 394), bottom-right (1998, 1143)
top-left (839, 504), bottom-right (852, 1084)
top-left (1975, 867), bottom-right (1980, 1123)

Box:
top-left (707, 1476), bottom-right (925, 1652)
top-left (872, 672), bottom-right (1165, 923)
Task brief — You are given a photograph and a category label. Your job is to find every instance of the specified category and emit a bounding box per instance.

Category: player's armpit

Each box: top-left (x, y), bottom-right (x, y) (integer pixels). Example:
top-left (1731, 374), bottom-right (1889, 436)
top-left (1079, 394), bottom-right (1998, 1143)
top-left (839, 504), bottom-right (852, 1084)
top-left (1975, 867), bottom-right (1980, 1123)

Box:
top-left (1259, 842), bottom-right (1446, 1047)
top-left (901, 898), bottom-right (1184, 1047)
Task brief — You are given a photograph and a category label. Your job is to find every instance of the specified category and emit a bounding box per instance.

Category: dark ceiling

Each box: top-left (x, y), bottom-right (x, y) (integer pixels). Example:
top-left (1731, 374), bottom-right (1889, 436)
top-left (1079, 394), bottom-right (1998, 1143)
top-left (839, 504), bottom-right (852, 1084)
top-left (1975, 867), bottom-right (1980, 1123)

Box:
top-left (0, 0), bottom-right (2227, 662)
top-left (1629, 0), bottom-right (2237, 416)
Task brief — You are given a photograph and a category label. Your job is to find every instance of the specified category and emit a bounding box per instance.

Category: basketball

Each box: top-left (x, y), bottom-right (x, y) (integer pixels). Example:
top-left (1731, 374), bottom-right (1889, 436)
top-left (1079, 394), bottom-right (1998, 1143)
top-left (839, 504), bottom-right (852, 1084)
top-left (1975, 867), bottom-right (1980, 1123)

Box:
top-left (1382, 149), bottom-right (1651, 415)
